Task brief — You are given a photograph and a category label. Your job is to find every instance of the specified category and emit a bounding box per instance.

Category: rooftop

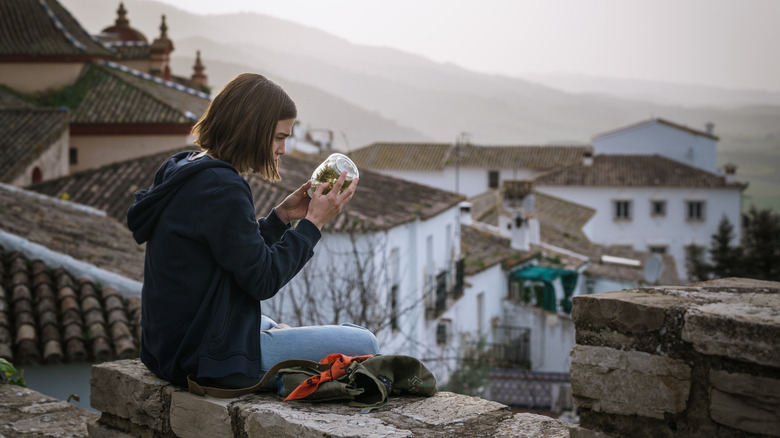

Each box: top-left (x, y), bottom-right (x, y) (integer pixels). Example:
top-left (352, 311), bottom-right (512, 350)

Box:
top-left (0, 0), bottom-right (110, 59)
top-left (534, 154), bottom-right (743, 189)
top-left (348, 143), bottom-right (588, 172)
top-left (40, 61), bottom-right (209, 126)
top-left (0, 183), bottom-right (145, 282)
top-left (0, 246), bottom-right (141, 365)
top-left (0, 108), bottom-right (69, 183)
top-left (593, 117), bottom-right (719, 141)
top-left (30, 150), bottom-right (466, 232)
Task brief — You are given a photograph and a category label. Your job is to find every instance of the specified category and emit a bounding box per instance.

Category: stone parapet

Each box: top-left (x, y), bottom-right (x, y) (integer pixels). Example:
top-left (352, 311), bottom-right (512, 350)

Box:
top-left (89, 359), bottom-right (572, 437)
top-left (569, 277), bottom-right (780, 438)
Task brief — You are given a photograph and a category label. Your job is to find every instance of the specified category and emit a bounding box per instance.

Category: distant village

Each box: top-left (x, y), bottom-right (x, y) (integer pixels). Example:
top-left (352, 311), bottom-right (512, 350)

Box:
top-left (0, 0), bottom-right (746, 416)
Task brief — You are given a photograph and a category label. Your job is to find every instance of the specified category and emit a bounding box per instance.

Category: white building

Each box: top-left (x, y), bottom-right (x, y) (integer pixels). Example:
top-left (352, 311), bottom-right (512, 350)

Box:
top-left (593, 118), bottom-right (719, 173)
top-left (534, 154), bottom-right (745, 280)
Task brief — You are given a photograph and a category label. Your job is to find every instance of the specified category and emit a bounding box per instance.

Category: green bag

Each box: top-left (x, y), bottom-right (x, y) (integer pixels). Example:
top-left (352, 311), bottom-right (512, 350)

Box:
top-left (278, 354), bottom-right (438, 411)
top-left (187, 354), bottom-right (438, 412)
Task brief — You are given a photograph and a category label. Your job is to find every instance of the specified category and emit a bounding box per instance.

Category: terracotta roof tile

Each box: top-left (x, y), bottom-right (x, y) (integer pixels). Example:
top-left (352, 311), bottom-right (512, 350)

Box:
top-left (348, 143), bottom-right (588, 171)
top-left (460, 225), bottom-right (535, 276)
top-left (0, 184), bottom-right (145, 281)
top-left (0, 247), bottom-right (141, 365)
top-left (0, 0), bottom-right (110, 58)
top-left (534, 154), bottom-right (743, 189)
top-left (0, 108), bottom-right (69, 183)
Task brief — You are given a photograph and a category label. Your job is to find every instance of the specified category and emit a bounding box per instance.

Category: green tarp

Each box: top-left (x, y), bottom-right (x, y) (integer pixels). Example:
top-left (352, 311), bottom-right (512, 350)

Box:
top-left (511, 265), bottom-right (578, 313)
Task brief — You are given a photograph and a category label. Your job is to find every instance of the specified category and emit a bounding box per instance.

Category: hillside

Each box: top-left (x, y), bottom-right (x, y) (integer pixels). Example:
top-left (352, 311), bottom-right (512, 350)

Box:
top-left (60, 0), bottom-right (780, 212)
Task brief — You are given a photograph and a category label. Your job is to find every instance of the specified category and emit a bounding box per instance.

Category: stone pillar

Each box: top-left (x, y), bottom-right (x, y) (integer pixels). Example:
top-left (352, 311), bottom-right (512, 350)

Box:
top-left (569, 278), bottom-right (780, 437)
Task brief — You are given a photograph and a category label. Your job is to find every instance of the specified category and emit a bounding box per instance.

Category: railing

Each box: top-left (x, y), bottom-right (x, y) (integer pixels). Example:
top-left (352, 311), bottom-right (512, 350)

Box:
top-left (425, 258), bottom-right (466, 319)
top-left (468, 325), bottom-right (531, 369)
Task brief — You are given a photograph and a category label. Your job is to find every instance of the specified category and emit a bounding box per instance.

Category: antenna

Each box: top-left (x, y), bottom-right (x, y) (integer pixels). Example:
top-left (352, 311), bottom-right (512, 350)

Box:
top-left (644, 254), bottom-right (665, 284)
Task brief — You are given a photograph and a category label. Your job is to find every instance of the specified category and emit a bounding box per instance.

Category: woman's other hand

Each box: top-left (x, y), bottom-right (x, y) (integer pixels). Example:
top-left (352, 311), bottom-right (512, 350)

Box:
top-left (305, 171), bottom-right (358, 229)
top-left (275, 180), bottom-right (312, 224)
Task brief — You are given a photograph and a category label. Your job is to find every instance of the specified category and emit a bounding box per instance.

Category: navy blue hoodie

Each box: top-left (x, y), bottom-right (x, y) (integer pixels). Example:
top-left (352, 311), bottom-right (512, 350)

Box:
top-left (127, 151), bottom-right (321, 386)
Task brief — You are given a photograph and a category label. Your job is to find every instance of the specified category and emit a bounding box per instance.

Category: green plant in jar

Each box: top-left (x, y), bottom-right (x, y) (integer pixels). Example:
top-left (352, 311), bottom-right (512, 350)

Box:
top-left (308, 153), bottom-right (359, 197)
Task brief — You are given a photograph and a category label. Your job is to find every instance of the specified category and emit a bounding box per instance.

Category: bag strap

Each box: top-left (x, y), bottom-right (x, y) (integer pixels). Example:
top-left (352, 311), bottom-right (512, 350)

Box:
top-left (187, 359), bottom-right (331, 398)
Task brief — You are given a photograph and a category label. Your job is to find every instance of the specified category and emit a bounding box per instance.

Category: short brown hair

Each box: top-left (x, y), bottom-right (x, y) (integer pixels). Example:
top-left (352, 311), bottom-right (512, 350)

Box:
top-left (191, 73), bottom-right (297, 179)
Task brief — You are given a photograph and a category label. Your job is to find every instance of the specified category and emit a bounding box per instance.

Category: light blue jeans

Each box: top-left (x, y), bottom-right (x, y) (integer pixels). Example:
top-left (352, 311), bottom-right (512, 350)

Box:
top-left (213, 315), bottom-right (380, 389)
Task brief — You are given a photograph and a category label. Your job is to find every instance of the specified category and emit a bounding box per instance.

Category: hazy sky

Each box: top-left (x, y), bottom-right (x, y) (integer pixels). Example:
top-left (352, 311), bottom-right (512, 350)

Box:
top-left (152, 0), bottom-right (780, 92)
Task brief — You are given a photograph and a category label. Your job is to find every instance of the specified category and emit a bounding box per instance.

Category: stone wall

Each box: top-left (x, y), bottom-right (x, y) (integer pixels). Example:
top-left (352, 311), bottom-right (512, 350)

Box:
top-left (569, 277), bottom-right (780, 438)
top-left (88, 359), bottom-right (571, 437)
top-left (85, 277), bottom-right (780, 437)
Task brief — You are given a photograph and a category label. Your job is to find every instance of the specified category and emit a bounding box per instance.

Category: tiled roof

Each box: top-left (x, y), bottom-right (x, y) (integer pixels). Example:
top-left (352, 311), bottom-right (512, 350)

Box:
top-left (106, 42), bottom-right (151, 61)
top-left (30, 150), bottom-right (466, 232)
top-left (534, 154), bottom-right (743, 189)
top-left (0, 184), bottom-right (145, 281)
top-left (44, 62), bottom-right (209, 125)
top-left (0, 108), bottom-right (69, 183)
top-left (593, 117), bottom-right (719, 141)
top-left (0, 86), bottom-right (35, 109)
top-left (32, 146), bottom-right (198, 220)
top-left (533, 192), bottom-right (594, 243)
top-left (460, 225), bottom-right (535, 276)
top-left (0, 247), bottom-right (140, 365)
top-left (348, 143), bottom-right (588, 171)
top-left (0, 0), bottom-right (110, 58)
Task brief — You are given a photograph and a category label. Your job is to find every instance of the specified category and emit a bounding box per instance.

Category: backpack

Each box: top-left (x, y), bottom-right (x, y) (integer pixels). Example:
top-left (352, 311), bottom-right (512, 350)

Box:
top-left (187, 354), bottom-right (438, 412)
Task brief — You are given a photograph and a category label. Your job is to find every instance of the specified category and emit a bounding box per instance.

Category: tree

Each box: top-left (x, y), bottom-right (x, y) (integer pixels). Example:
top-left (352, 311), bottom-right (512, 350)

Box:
top-left (687, 207), bottom-right (780, 282)
top-left (708, 215), bottom-right (744, 278)
top-left (741, 206), bottom-right (780, 281)
top-left (685, 243), bottom-right (710, 282)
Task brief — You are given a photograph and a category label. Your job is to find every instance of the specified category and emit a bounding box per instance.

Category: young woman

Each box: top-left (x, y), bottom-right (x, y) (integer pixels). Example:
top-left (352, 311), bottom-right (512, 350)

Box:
top-left (127, 73), bottom-right (379, 389)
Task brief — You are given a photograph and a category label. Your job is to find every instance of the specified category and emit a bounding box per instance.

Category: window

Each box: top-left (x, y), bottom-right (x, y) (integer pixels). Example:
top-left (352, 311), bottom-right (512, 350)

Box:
top-left (614, 200), bottom-right (632, 220)
top-left (488, 170), bottom-right (499, 189)
top-left (436, 320), bottom-right (452, 345)
top-left (476, 292), bottom-right (485, 335)
top-left (686, 201), bottom-right (705, 221)
top-left (648, 245), bottom-right (667, 254)
top-left (69, 148), bottom-right (78, 165)
top-left (651, 200), bottom-right (666, 217)
top-left (389, 249), bottom-right (400, 331)
top-left (31, 167), bottom-right (42, 184)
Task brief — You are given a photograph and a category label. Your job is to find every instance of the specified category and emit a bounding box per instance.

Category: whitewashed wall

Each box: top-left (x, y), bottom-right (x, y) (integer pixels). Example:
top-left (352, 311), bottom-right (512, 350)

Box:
top-left (267, 205), bottom-right (463, 363)
top-left (536, 185), bottom-right (743, 280)
top-left (10, 128), bottom-right (69, 186)
top-left (70, 134), bottom-right (194, 172)
top-left (593, 121), bottom-right (718, 173)
top-left (0, 63), bottom-right (84, 93)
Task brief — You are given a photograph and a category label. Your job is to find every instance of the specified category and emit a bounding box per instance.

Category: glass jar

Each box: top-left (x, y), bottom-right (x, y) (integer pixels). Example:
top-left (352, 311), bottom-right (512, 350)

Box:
top-left (307, 153), bottom-right (359, 197)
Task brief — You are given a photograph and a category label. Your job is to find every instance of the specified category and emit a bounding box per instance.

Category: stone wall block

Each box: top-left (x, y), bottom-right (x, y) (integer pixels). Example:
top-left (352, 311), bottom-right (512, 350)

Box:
top-left (90, 359), bottom-right (174, 432)
top-left (709, 369), bottom-right (780, 436)
top-left (682, 300), bottom-right (780, 368)
top-left (572, 291), bottom-right (673, 334)
top-left (169, 391), bottom-right (234, 438)
top-left (239, 402), bottom-right (413, 438)
top-left (570, 345), bottom-right (690, 419)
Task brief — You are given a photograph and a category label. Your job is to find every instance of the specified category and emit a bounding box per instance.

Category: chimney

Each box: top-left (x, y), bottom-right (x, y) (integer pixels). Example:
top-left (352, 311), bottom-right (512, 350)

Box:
top-left (705, 122), bottom-right (715, 136)
top-left (508, 211), bottom-right (540, 251)
top-left (723, 163), bottom-right (737, 184)
top-left (459, 202), bottom-right (473, 226)
top-left (583, 146), bottom-right (594, 166)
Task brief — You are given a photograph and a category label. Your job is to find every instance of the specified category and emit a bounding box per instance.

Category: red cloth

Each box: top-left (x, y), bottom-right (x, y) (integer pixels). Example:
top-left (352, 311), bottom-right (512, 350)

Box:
top-left (283, 353), bottom-right (373, 402)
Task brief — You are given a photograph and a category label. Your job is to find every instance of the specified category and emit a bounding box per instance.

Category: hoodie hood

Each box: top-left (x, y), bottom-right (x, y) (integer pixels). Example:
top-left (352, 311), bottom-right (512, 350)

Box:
top-left (127, 151), bottom-right (237, 244)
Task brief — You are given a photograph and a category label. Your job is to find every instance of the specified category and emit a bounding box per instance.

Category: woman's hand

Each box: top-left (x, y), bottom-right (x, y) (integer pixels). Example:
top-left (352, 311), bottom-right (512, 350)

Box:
top-left (305, 171), bottom-right (358, 229)
top-left (275, 180), bottom-right (313, 224)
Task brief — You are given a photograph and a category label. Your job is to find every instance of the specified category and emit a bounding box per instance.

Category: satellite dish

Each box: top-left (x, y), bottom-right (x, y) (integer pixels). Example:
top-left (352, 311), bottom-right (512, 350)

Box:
top-left (644, 254), bottom-right (665, 284)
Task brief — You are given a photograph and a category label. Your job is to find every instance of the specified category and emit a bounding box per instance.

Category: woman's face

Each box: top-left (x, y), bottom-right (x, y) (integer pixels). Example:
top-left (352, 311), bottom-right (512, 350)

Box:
top-left (273, 118), bottom-right (295, 161)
